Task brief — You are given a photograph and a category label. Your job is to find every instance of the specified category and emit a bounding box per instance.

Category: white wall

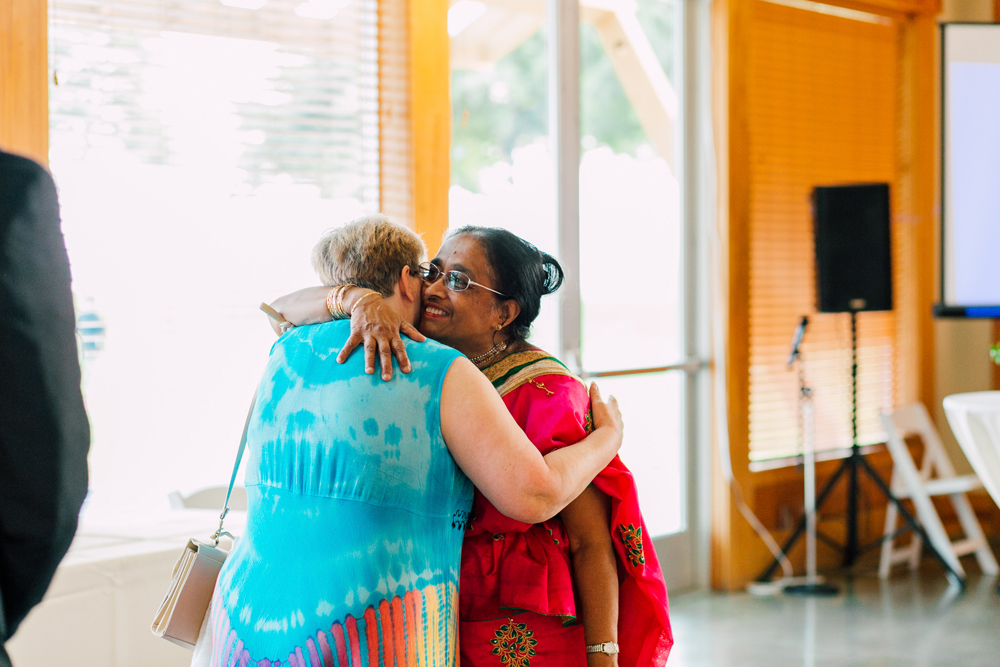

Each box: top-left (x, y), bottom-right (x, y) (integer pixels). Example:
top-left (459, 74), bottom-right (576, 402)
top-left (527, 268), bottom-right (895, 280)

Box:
top-left (931, 0), bottom-right (996, 474)
top-left (933, 320), bottom-right (994, 473)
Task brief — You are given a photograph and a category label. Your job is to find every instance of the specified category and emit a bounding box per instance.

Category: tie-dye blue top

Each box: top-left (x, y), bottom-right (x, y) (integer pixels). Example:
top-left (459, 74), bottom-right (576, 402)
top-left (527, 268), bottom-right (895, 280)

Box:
top-left (206, 320), bottom-right (472, 667)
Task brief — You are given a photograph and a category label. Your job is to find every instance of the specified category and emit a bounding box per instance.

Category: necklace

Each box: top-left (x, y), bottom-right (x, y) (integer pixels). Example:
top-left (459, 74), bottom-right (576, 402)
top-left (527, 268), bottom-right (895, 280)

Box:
top-left (469, 340), bottom-right (508, 367)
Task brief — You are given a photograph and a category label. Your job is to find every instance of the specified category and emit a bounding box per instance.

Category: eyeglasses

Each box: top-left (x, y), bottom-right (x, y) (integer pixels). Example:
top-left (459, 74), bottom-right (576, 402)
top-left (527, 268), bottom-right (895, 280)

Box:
top-left (418, 262), bottom-right (508, 298)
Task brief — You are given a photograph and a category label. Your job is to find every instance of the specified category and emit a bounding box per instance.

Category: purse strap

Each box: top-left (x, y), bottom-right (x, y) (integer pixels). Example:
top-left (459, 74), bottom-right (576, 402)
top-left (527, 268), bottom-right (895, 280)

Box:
top-left (211, 391), bottom-right (257, 545)
top-left (212, 303), bottom-right (290, 543)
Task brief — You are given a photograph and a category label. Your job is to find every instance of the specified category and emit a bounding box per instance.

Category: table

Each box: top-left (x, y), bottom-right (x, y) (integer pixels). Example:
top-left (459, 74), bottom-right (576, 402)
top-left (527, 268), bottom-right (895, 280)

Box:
top-left (5, 507), bottom-right (245, 667)
top-left (942, 391), bottom-right (1000, 512)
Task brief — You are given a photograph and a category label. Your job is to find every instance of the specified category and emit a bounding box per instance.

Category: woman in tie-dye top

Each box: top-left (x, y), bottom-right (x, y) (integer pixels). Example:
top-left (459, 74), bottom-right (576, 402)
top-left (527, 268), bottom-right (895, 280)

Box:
top-left (194, 215), bottom-right (623, 667)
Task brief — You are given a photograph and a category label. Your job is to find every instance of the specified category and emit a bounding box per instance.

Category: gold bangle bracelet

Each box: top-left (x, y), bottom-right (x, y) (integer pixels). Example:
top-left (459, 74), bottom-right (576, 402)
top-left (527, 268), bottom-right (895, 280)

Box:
top-left (326, 287), bottom-right (337, 320)
top-left (326, 284), bottom-right (357, 320)
top-left (335, 285), bottom-right (351, 318)
top-left (352, 291), bottom-right (382, 315)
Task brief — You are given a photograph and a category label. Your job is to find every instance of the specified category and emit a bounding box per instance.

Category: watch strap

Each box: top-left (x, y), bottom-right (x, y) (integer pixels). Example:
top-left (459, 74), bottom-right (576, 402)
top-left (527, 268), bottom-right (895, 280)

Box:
top-left (585, 641), bottom-right (620, 655)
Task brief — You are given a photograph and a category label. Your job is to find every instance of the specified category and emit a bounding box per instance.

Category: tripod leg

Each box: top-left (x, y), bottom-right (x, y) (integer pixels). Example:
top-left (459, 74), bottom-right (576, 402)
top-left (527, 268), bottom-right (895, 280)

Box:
top-left (845, 454), bottom-right (859, 566)
top-left (756, 457), bottom-right (849, 582)
top-left (757, 517), bottom-right (807, 583)
top-left (858, 456), bottom-right (966, 590)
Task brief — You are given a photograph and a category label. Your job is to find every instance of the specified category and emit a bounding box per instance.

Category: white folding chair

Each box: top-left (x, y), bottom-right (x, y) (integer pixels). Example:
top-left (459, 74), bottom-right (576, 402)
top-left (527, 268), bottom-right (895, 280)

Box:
top-left (168, 485), bottom-right (247, 511)
top-left (878, 403), bottom-right (999, 579)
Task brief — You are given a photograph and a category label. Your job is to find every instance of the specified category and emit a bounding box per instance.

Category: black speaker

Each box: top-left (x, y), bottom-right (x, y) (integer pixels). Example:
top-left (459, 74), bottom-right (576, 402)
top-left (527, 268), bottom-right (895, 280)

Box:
top-left (812, 183), bottom-right (893, 313)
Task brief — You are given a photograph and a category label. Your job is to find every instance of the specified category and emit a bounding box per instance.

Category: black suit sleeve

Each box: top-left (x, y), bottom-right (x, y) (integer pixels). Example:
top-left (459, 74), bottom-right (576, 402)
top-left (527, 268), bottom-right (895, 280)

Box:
top-left (0, 153), bottom-right (90, 643)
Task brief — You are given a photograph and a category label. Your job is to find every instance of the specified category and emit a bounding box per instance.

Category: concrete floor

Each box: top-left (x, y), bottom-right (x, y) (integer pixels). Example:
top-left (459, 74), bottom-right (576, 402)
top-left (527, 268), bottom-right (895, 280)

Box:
top-left (667, 571), bottom-right (1000, 667)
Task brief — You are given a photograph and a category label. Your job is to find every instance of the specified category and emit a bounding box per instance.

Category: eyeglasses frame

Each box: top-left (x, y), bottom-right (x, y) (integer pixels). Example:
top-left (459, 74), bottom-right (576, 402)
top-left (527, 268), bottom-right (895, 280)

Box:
top-left (417, 262), bottom-right (508, 298)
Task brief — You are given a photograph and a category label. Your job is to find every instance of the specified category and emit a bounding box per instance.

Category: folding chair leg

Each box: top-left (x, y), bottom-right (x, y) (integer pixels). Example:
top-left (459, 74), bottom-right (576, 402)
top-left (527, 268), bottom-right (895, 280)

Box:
top-left (907, 529), bottom-right (923, 572)
top-left (880, 498), bottom-right (898, 578)
top-left (950, 492), bottom-right (999, 576)
top-left (880, 475), bottom-right (924, 578)
top-left (908, 486), bottom-right (967, 578)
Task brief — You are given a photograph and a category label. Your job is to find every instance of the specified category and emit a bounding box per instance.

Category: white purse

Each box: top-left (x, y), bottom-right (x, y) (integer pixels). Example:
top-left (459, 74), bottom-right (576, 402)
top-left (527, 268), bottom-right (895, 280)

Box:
top-left (151, 538), bottom-right (230, 647)
top-left (151, 395), bottom-right (255, 648)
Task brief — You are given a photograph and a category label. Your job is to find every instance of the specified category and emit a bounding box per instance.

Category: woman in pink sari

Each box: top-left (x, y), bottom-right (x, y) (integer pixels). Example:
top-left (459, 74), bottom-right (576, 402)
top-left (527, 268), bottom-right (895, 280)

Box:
top-left (270, 225), bottom-right (672, 666)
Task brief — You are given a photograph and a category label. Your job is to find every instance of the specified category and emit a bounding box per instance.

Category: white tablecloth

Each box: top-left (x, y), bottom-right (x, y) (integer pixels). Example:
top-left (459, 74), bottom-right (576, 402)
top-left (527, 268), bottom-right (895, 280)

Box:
top-left (6, 508), bottom-right (245, 667)
top-left (943, 391), bottom-right (1000, 508)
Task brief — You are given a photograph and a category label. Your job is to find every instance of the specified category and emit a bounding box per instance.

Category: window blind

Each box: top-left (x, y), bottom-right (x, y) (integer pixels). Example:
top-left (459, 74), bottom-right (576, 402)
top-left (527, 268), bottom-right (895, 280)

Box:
top-left (746, 0), bottom-right (899, 461)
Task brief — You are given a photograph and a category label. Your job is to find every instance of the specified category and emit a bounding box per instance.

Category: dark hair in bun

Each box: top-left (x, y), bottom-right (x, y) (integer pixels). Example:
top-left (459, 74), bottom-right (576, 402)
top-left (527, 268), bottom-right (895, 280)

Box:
top-left (449, 226), bottom-right (564, 343)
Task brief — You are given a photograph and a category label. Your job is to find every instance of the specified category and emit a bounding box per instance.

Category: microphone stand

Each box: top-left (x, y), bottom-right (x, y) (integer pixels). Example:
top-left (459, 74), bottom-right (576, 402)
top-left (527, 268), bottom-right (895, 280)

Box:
top-left (784, 318), bottom-right (838, 596)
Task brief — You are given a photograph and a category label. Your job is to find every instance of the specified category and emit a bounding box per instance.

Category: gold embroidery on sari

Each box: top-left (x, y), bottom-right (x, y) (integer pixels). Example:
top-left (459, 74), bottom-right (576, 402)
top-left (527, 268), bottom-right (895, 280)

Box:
top-left (619, 523), bottom-right (645, 567)
top-left (482, 350), bottom-right (552, 384)
top-left (490, 617), bottom-right (538, 665)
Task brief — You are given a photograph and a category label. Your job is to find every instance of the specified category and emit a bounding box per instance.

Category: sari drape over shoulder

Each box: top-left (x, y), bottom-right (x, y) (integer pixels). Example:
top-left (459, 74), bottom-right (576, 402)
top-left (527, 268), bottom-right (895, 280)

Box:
top-left (460, 350), bottom-right (673, 666)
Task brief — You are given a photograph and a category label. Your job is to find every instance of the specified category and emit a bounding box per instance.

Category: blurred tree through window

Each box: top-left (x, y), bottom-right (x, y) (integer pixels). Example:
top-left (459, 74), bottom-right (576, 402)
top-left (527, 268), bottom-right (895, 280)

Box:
top-left (451, 0), bottom-right (675, 192)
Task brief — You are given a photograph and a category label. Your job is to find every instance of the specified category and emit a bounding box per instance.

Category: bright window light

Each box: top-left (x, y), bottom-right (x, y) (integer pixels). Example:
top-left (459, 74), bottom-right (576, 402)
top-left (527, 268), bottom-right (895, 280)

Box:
top-left (295, 0), bottom-right (351, 20)
top-left (447, 1), bottom-right (486, 37)
top-left (49, 0), bottom-right (379, 513)
top-left (220, 0), bottom-right (268, 10)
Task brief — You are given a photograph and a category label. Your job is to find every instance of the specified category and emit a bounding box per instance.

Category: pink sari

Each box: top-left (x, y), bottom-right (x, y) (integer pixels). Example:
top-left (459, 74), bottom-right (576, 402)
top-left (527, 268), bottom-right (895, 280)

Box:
top-left (459, 350), bottom-right (673, 666)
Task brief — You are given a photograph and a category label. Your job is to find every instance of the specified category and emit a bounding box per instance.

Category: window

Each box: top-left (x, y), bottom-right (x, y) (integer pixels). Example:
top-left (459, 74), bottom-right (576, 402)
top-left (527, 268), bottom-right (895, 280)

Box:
top-left (50, 0), bottom-right (379, 509)
top-left (449, 0), bottom-right (687, 537)
top-left (578, 1), bottom-right (683, 537)
top-left (449, 14), bottom-right (559, 352)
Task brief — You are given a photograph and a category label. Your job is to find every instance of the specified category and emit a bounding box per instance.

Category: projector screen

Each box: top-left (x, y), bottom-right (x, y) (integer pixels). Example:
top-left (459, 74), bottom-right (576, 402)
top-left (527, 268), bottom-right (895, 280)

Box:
top-left (941, 23), bottom-right (1000, 317)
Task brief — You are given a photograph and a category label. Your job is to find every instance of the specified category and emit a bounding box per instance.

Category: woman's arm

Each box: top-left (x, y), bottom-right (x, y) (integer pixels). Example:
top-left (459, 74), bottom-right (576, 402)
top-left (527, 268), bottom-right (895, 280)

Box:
top-left (561, 487), bottom-right (619, 667)
top-left (440, 357), bottom-right (623, 523)
top-left (267, 286), bottom-right (331, 334)
top-left (266, 286), bottom-right (424, 379)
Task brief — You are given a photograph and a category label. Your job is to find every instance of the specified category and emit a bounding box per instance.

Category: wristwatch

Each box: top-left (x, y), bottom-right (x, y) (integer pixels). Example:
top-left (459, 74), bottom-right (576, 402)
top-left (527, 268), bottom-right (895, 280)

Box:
top-left (585, 642), bottom-right (620, 655)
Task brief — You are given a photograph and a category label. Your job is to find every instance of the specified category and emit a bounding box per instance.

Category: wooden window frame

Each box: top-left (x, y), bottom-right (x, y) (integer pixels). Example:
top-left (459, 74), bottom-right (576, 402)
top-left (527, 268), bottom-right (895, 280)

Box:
top-left (384, 0), bottom-right (451, 252)
top-left (1, 0), bottom-right (48, 165)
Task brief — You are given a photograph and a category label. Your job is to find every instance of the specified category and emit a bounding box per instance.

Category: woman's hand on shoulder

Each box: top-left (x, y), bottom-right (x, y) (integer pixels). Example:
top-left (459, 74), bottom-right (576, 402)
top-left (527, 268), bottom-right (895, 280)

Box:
top-left (336, 290), bottom-right (426, 380)
top-left (588, 383), bottom-right (623, 447)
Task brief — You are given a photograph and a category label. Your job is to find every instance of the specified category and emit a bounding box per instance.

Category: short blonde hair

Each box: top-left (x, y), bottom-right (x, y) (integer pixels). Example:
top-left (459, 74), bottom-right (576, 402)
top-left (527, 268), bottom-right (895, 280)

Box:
top-left (311, 214), bottom-right (426, 296)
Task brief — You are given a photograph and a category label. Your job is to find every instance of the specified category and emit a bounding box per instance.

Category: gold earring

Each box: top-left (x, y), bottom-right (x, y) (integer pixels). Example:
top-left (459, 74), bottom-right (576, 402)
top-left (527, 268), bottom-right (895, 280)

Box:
top-left (496, 324), bottom-right (503, 331)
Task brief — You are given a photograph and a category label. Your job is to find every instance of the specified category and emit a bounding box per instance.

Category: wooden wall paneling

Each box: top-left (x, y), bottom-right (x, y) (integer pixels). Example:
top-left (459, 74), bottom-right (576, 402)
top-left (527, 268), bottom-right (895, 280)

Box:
top-left (815, 0), bottom-right (939, 18)
top-left (380, 0), bottom-right (450, 248)
top-left (712, 0), bottom-right (942, 590)
top-left (712, 0), bottom-right (766, 591)
top-left (0, 0), bottom-right (48, 165)
top-left (745, 2), bottom-right (899, 465)
top-left (407, 0), bottom-right (451, 255)
top-left (710, 0), bottom-right (733, 591)
top-left (749, 0), bottom-right (898, 582)
top-left (894, 14), bottom-right (938, 411)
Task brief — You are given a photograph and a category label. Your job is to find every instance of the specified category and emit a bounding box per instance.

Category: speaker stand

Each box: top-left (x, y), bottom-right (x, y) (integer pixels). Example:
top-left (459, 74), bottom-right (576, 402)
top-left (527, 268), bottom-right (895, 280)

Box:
top-left (757, 310), bottom-right (966, 590)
